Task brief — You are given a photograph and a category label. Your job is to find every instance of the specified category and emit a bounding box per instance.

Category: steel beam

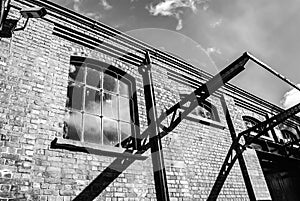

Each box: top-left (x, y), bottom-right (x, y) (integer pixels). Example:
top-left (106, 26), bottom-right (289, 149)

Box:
top-left (73, 52), bottom-right (249, 200)
top-left (140, 52), bottom-right (249, 150)
top-left (220, 95), bottom-right (256, 201)
top-left (247, 53), bottom-right (300, 93)
top-left (207, 101), bottom-right (300, 201)
top-left (139, 51), bottom-right (170, 201)
top-left (0, 0), bottom-right (11, 32)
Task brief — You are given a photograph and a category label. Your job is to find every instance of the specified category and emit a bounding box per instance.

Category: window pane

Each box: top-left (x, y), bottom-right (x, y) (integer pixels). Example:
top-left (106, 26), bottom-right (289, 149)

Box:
top-left (119, 80), bottom-right (129, 97)
top-left (120, 122), bottom-right (131, 143)
top-left (119, 97), bottom-right (131, 122)
top-left (103, 119), bottom-right (118, 146)
top-left (86, 68), bottom-right (101, 88)
top-left (85, 88), bottom-right (101, 115)
top-left (67, 82), bottom-right (83, 110)
top-left (245, 121), bottom-right (255, 128)
top-left (205, 111), bottom-right (212, 119)
top-left (103, 72), bottom-right (117, 93)
top-left (103, 93), bottom-right (118, 119)
top-left (83, 114), bottom-right (101, 144)
top-left (69, 64), bottom-right (84, 82)
top-left (198, 107), bottom-right (206, 118)
top-left (64, 111), bottom-right (82, 141)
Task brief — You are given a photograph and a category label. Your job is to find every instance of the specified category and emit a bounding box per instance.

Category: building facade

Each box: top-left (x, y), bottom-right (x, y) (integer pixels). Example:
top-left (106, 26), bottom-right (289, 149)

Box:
top-left (0, 0), bottom-right (300, 200)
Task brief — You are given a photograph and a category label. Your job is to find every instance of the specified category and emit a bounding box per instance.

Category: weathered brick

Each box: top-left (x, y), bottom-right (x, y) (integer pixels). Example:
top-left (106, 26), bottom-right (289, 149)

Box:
top-left (0, 1), bottom-right (295, 201)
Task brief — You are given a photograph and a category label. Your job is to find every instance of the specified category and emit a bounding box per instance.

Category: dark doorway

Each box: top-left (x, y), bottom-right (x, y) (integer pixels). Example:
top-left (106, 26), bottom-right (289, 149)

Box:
top-left (257, 151), bottom-right (300, 201)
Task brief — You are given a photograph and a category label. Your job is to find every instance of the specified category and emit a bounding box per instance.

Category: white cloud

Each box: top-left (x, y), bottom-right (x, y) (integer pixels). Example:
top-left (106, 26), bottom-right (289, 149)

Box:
top-left (85, 12), bottom-right (102, 21)
top-left (175, 13), bottom-right (183, 30)
top-left (52, 0), bottom-right (73, 6)
top-left (205, 47), bottom-right (221, 56)
top-left (281, 84), bottom-right (300, 110)
top-left (73, 0), bottom-right (81, 12)
top-left (146, 0), bottom-right (208, 30)
top-left (99, 0), bottom-right (112, 10)
top-left (210, 18), bottom-right (222, 28)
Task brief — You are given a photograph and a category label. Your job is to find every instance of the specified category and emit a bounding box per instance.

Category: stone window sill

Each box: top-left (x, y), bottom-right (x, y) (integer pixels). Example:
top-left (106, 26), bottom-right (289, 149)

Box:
top-left (50, 138), bottom-right (148, 160)
top-left (185, 114), bottom-right (226, 130)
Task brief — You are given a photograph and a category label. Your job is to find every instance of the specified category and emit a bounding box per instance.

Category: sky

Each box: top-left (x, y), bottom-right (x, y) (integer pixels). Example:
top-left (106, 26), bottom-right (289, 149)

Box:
top-left (49, 0), bottom-right (300, 109)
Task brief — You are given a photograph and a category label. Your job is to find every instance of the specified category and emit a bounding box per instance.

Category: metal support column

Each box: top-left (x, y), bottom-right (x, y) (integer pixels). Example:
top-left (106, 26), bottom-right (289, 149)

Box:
top-left (139, 51), bottom-right (170, 201)
top-left (266, 113), bottom-right (279, 143)
top-left (220, 95), bottom-right (256, 201)
top-left (208, 101), bottom-right (300, 201)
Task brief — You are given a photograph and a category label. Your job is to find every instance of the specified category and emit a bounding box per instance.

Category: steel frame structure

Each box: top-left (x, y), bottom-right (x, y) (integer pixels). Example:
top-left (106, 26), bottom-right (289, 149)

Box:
top-left (207, 54), bottom-right (300, 201)
top-left (207, 99), bottom-right (300, 200)
top-left (73, 51), bottom-right (300, 201)
top-left (73, 52), bottom-right (249, 200)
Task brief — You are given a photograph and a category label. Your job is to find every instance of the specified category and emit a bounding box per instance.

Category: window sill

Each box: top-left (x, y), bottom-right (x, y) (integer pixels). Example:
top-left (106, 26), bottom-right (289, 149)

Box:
top-left (50, 138), bottom-right (148, 160)
top-left (249, 132), bottom-right (274, 141)
top-left (185, 114), bottom-right (226, 130)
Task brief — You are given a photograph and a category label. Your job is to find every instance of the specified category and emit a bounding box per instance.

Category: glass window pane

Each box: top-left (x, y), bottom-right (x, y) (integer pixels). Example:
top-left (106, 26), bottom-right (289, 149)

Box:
top-left (120, 122), bottom-right (131, 143)
top-left (198, 107), bottom-right (206, 118)
top-left (103, 93), bottom-right (118, 119)
top-left (119, 80), bottom-right (129, 97)
top-left (64, 111), bottom-right (82, 141)
top-left (86, 67), bottom-right (101, 88)
top-left (206, 111), bottom-right (212, 119)
top-left (83, 114), bottom-right (101, 144)
top-left (103, 119), bottom-right (118, 146)
top-left (67, 82), bottom-right (83, 110)
top-left (103, 72), bottom-right (117, 93)
top-left (69, 64), bottom-right (84, 82)
top-left (85, 88), bottom-right (101, 115)
top-left (119, 97), bottom-right (131, 122)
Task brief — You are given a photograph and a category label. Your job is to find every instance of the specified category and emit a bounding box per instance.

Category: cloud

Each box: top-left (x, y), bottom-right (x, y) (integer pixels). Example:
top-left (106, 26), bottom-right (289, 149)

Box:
top-left (205, 47), bottom-right (221, 56)
top-left (73, 0), bottom-right (81, 12)
top-left (175, 13), bottom-right (183, 30)
top-left (85, 12), bottom-right (102, 21)
top-left (146, 0), bottom-right (208, 30)
top-left (99, 0), bottom-right (112, 10)
top-left (280, 84), bottom-right (300, 110)
top-left (51, 0), bottom-right (73, 6)
top-left (210, 18), bottom-right (222, 28)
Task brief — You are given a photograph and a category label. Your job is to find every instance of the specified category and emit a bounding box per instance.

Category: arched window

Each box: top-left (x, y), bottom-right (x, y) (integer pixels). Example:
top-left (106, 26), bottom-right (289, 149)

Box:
top-left (243, 116), bottom-right (260, 130)
top-left (281, 129), bottom-right (297, 143)
top-left (64, 57), bottom-right (139, 148)
top-left (242, 116), bottom-right (269, 138)
top-left (191, 101), bottom-right (220, 122)
top-left (179, 94), bottom-right (220, 122)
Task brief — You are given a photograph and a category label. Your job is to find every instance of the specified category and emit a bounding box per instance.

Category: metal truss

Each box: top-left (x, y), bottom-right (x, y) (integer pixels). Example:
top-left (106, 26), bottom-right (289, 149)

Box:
top-left (279, 138), bottom-right (300, 157)
top-left (139, 52), bottom-right (249, 151)
top-left (207, 101), bottom-right (300, 201)
top-left (73, 52), bottom-right (250, 201)
top-left (69, 50), bottom-right (300, 201)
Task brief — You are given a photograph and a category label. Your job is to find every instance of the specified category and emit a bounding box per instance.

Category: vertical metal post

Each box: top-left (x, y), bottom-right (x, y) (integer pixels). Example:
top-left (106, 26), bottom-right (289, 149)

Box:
top-left (220, 95), bottom-right (256, 201)
top-left (138, 51), bottom-right (170, 201)
top-left (0, 0), bottom-right (11, 31)
top-left (266, 113), bottom-right (279, 143)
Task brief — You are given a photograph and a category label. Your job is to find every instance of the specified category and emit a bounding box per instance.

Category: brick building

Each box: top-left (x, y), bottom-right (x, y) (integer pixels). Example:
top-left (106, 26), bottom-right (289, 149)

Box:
top-left (0, 0), bottom-right (300, 200)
